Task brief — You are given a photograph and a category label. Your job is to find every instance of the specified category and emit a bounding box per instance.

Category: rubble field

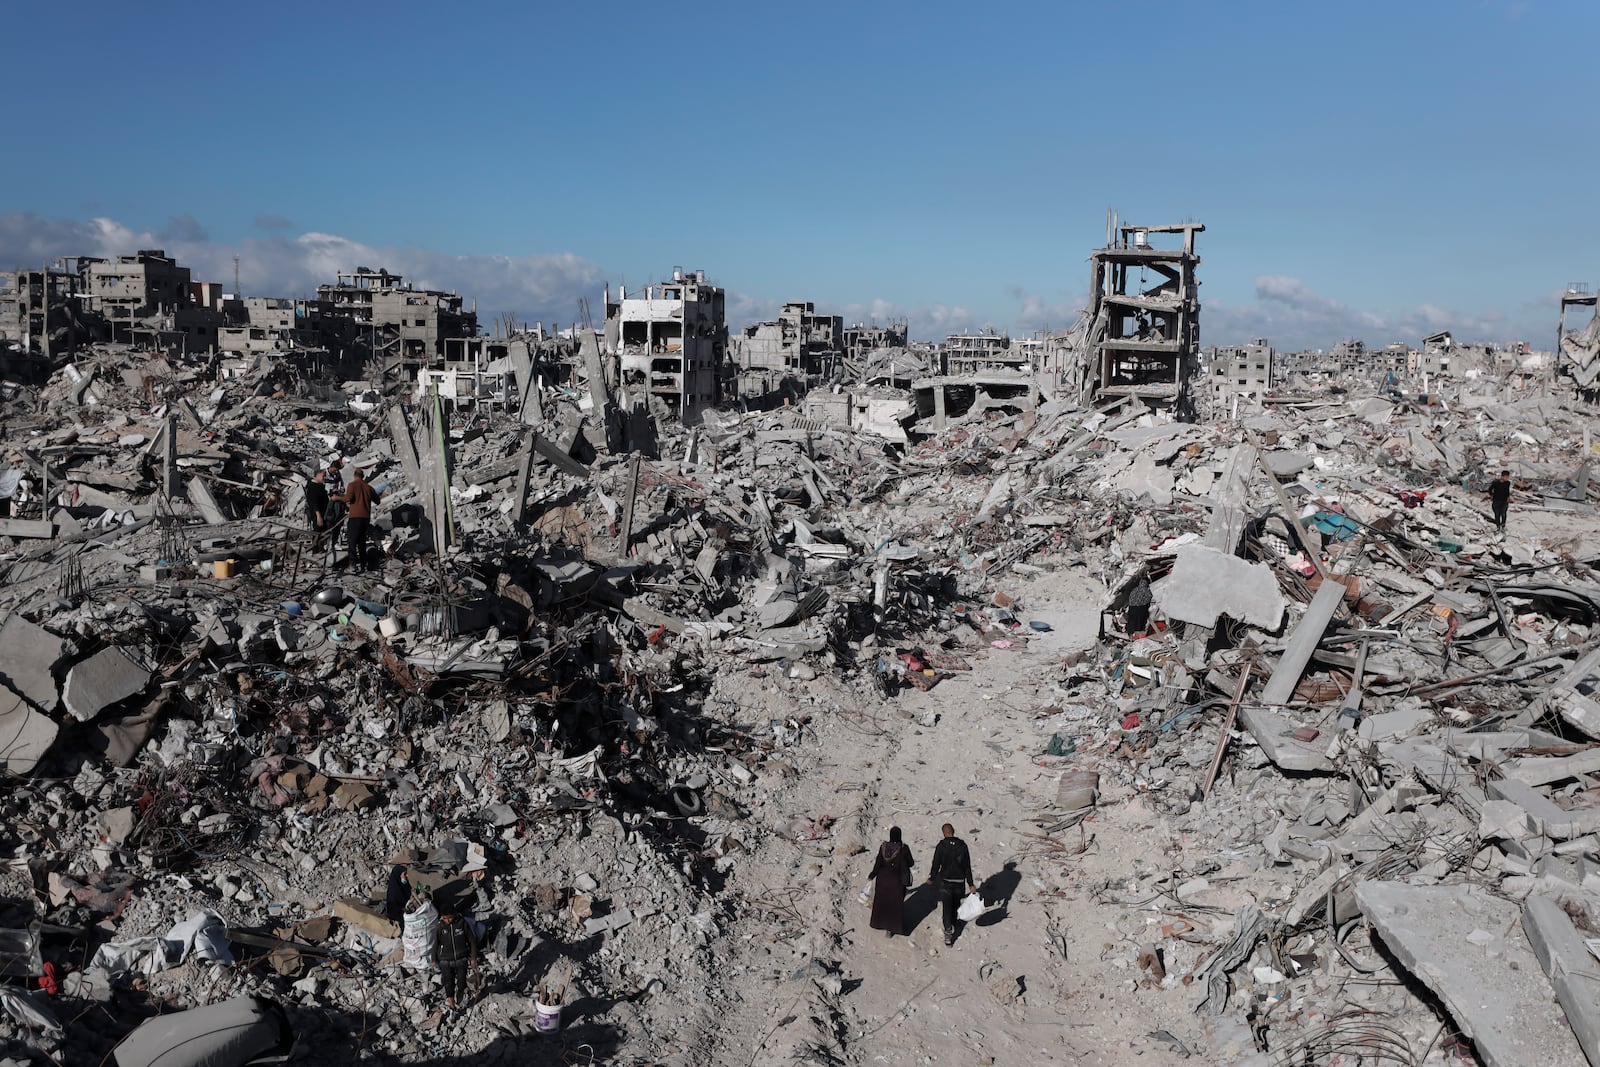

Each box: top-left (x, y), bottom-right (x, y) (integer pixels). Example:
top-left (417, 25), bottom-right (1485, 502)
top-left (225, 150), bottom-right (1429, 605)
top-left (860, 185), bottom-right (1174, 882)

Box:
top-left (5, 342), bottom-right (1600, 1067)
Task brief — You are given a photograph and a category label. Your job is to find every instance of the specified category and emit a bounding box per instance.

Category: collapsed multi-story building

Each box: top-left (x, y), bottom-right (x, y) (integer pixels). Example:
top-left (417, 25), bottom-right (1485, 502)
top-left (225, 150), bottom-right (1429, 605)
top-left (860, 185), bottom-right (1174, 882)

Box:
top-left (941, 329), bottom-right (1023, 376)
top-left (736, 302), bottom-right (843, 378)
top-left (1082, 220), bottom-right (1204, 414)
top-left (314, 268), bottom-right (478, 378)
top-left (217, 297), bottom-right (323, 355)
top-left (0, 267), bottom-right (82, 356)
top-left (606, 269), bottom-right (726, 420)
top-left (74, 251), bottom-right (194, 343)
top-left (843, 320), bottom-right (908, 361)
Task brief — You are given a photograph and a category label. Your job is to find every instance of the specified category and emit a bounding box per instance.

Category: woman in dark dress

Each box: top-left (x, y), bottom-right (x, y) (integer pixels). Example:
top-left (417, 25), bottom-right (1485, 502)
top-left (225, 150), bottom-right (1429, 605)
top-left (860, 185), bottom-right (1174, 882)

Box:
top-left (869, 827), bottom-right (914, 937)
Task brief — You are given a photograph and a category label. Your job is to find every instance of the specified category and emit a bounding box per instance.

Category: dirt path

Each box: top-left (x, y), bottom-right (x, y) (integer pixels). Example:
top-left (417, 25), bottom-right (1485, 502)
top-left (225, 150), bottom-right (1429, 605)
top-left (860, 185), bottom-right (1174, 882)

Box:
top-left (705, 568), bottom-right (1212, 1066)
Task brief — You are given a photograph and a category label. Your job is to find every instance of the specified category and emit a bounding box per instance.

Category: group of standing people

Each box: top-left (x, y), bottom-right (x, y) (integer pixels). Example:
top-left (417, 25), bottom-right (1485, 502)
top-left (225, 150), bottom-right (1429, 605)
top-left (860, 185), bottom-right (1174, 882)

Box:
top-left (867, 823), bottom-right (977, 946)
top-left (304, 461), bottom-right (384, 572)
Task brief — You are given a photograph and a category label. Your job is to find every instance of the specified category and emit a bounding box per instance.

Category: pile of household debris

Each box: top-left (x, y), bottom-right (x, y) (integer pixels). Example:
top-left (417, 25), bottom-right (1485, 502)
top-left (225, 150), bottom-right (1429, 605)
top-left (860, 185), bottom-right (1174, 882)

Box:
top-left (3, 338), bottom-right (1600, 1065)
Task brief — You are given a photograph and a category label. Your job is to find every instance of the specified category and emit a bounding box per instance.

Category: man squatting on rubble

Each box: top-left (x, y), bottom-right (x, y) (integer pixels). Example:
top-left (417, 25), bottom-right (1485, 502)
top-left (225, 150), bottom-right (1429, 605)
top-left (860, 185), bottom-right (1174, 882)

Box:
top-left (332, 466), bottom-right (382, 571)
top-left (1489, 469), bottom-right (1512, 530)
top-left (434, 909), bottom-right (479, 1010)
top-left (925, 823), bottom-right (976, 946)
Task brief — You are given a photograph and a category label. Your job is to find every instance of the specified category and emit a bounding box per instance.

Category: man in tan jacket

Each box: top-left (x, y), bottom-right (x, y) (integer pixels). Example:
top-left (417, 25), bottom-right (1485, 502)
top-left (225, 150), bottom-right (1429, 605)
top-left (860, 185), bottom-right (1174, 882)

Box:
top-left (332, 466), bottom-right (382, 571)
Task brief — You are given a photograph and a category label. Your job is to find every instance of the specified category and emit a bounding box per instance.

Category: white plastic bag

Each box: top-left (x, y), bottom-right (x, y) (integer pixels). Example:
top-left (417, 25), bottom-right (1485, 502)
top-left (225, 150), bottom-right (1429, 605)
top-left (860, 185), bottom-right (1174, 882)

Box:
top-left (957, 893), bottom-right (986, 922)
top-left (857, 884), bottom-right (871, 906)
top-left (402, 896), bottom-right (439, 970)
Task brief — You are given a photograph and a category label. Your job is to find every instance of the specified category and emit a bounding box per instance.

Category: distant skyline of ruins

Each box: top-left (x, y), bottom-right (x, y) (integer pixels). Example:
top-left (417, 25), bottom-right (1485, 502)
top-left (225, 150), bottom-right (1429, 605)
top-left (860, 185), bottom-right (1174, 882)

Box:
top-left (3, 2), bottom-right (1594, 352)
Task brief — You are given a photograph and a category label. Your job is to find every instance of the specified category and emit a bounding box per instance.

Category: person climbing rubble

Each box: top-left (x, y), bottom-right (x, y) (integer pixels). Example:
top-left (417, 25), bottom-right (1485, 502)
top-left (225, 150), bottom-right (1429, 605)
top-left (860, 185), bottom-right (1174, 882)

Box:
top-left (1124, 576), bottom-right (1153, 635)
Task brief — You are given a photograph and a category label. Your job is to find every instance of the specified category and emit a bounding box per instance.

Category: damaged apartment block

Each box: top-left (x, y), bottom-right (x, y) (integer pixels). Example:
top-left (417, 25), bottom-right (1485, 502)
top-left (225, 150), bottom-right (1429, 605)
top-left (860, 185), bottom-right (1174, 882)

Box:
top-left (607, 268), bottom-right (726, 422)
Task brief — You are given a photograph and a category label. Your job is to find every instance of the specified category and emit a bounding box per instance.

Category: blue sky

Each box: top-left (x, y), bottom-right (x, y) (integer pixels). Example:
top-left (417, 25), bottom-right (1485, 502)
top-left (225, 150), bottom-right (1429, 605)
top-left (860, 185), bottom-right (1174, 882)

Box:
top-left (2, 0), bottom-right (1596, 349)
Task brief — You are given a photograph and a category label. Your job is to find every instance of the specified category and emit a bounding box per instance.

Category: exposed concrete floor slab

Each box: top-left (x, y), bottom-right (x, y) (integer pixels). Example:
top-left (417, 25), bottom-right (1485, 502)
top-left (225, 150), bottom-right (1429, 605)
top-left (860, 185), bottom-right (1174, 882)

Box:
top-left (1356, 882), bottom-right (1583, 1067)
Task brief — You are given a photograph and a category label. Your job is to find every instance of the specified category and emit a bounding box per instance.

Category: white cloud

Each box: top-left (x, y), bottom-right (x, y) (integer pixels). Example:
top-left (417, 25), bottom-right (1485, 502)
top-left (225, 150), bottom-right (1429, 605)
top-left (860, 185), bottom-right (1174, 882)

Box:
top-left (1205, 275), bottom-right (1526, 351)
top-left (0, 212), bottom-right (606, 330)
top-left (1006, 284), bottom-right (1087, 334)
top-left (831, 299), bottom-right (977, 339)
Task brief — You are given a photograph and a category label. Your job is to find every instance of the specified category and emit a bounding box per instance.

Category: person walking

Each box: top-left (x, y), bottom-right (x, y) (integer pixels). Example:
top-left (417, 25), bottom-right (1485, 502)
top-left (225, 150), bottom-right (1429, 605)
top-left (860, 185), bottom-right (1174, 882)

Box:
top-left (332, 466), bottom-right (382, 571)
top-left (433, 910), bottom-right (478, 1010)
top-left (868, 827), bottom-right (914, 937)
top-left (925, 823), bottom-right (975, 946)
top-left (1488, 469), bottom-right (1512, 530)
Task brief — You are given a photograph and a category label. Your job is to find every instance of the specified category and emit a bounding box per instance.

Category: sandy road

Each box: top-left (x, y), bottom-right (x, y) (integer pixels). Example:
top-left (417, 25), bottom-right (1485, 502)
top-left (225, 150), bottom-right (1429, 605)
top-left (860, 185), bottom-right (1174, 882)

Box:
top-left (703, 568), bottom-right (1208, 1066)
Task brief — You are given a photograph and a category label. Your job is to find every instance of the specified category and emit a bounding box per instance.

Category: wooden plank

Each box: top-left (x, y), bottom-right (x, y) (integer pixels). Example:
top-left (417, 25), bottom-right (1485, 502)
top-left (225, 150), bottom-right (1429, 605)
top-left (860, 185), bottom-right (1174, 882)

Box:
top-left (1202, 665), bottom-right (1252, 796)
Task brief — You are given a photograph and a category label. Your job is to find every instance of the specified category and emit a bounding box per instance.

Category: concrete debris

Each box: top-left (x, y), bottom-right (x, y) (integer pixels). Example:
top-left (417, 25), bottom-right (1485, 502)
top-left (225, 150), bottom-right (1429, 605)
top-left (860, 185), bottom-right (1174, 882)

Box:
top-left (61, 647), bottom-right (151, 723)
top-left (0, 688), bottom-right (58, 775)
top-left (0, 613), bottom-right (68, 710)
top-left (1356, 882), bottom-right (1583, 1067)
top-left (1150, 544), bottom-right (1284, 630)
top-left (2, 236), bottom-right (1600, 1065)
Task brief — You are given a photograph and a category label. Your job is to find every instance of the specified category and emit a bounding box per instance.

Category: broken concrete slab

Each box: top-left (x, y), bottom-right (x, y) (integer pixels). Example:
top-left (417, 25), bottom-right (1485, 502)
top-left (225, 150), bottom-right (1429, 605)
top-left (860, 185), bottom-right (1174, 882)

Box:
top-left (1263, 451), bottom-right (1315, 478)
top-left (0, 518), bottom-right (56, 539)
top-left (0, 688), bottom-right (59, 775)
top-left (1355, 881), bottom-right (1584, 1067)
top-left (1260, 578), bottom-right (1346, 707)
top-left (1487, 776), bottom-right (1600, 840)
top-left (1522, 893), bottom-right (1600, 1067)
top-left (1356, 705), bottom-right (1433, 743)
top-left (1505, 747), bottom-right (1600, 787)
top-left (0, 613), bottom-right (68, 711)
top-left (186, 476), bottom-right (227, 524)
top-left (1236, 705), bottom-right (1335, 773)
top-left (1150, 544), bottom-right (1284, 630)
top-left (61, 647), bottom-right (152, 723)
top-left (1114, 452), bottom-right (1174, 505)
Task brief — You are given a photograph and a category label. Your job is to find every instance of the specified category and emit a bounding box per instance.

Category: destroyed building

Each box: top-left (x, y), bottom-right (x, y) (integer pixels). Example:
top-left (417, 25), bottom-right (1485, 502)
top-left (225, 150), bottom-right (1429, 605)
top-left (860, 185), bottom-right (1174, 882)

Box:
top-left (606, 268), bottom-right (726, 420)
top-left (1084, 220), bottom-right (1204, 415)
top-left (731, 301), bottom-right (843, 402)
top-left (842, 319), bottom-right (908, 361)
top-left (1559, 281), bottom-right (1600, 395)
top-left (0, 267), bottom-right (82, 357)
top-left (1208, 337), bottom-right (1275, 408)
top-left (313, 267), bottom-right (478, 378)
top-left (12, 216), bottom-right (1600, 1067)
top-left (76, 251), bottom-right (194, 339)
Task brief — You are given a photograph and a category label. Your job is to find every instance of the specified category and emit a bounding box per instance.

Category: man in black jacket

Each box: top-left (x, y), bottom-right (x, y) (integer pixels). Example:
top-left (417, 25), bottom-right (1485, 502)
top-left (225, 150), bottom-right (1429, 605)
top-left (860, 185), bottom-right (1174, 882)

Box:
top-left (304, 470), bottom-right (330, 535)
top-left (925, 823), bottom-right (976, 946)
top-left (1488, 469), bottom-right (1512, 530)
top-left (433, 911), bottom-right (478, 1009)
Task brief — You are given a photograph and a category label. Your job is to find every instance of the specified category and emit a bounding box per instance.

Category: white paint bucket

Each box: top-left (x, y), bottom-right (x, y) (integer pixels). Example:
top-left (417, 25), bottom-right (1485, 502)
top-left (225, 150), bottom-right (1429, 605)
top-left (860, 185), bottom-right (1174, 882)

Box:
top-left (534, 1000), bottom-right (562, 1034)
